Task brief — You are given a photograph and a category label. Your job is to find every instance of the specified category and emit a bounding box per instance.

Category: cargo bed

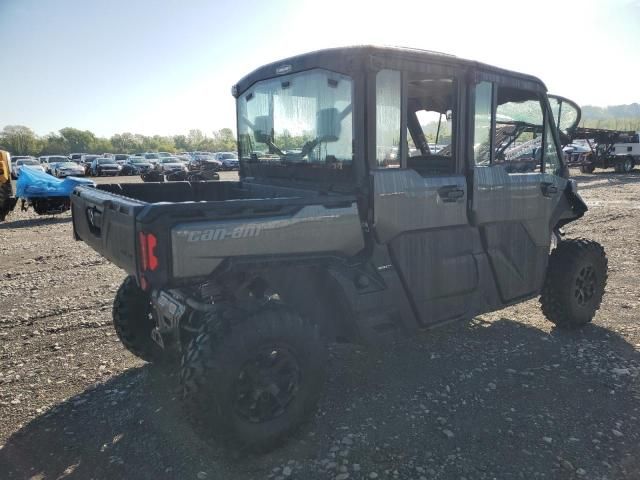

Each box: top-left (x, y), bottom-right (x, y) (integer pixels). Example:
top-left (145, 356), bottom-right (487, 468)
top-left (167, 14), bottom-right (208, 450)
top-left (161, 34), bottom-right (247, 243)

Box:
top-left (71, 180), bottom-right (364, 288)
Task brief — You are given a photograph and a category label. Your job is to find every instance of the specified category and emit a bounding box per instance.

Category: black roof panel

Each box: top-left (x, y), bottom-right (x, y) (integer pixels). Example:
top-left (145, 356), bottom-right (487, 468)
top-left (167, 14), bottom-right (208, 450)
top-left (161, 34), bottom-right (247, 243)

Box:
top-left (233, 45), bottom-right (547, 96)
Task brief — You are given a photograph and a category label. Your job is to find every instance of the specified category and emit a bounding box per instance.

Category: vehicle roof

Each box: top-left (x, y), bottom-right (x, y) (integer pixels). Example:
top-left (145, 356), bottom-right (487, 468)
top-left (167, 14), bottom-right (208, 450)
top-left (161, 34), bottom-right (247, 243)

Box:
top-left (234, 45), bottom-right (547, 96)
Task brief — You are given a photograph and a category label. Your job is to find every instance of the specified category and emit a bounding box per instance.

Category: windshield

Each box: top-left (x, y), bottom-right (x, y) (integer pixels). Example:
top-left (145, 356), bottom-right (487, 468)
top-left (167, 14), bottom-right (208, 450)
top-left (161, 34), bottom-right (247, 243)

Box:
top-left (161, 158), bottom-right (179, 163)
top-left (115, 154), bottom-right (129, 160)
top-left (18, 159), bottom-right (38, 166)
top-left (238, 69), bottom-right (353, 176)
top-left (220, 153), bottom-right (237, 159)
top-left (97, 159), bottom-right (115, 164)
top-left (130, 158), bottom-right (146, 164)
top-left (145, 153), bottom-right (159, 159)
top-left (49, 157), bottom-right (68, 162)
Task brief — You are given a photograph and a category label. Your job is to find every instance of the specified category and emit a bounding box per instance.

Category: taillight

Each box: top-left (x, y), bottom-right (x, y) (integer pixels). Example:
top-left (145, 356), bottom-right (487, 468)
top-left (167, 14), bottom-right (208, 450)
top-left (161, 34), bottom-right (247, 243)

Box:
top-left (138, 231), bottom-right (159, 272)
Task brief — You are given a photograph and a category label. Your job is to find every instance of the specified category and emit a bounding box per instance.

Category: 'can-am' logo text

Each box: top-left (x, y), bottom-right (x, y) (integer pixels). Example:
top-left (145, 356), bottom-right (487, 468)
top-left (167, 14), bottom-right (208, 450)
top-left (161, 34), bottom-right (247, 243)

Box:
top-left (183, 225), bottom-right (263, 242)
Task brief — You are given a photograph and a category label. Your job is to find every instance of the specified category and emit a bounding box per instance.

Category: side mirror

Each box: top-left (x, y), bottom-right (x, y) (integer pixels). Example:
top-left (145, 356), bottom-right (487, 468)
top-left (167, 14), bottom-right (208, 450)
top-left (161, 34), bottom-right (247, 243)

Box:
top-left (253, 115), bottom-right (273, 144)
top-left (316, 108), bottom-right (340, 142)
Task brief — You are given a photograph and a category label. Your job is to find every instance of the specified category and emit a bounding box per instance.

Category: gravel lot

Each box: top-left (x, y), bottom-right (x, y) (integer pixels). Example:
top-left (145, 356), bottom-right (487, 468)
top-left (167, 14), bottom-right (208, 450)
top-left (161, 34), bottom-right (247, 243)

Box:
top-left (1, 170), bottom-right (639, 480)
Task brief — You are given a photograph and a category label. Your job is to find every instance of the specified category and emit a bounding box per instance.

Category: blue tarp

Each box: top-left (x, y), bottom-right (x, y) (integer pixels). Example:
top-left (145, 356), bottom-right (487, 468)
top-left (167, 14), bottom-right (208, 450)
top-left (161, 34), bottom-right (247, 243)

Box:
top-left (16, 166), bottom-right (95, 198)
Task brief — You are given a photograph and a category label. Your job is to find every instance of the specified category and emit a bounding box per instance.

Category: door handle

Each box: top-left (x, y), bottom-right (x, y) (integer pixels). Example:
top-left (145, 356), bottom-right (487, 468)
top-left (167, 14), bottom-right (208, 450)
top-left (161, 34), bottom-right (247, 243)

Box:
top-left (541, 182), bottom-right (558, 196)
top-left (438, 185), bottom-right (465, 202)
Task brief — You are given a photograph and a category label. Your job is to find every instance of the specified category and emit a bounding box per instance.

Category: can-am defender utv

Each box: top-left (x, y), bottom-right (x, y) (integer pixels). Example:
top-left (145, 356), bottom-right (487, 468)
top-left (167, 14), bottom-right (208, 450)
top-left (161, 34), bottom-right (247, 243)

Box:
top-left (71, 46), bottom-right (607, 451)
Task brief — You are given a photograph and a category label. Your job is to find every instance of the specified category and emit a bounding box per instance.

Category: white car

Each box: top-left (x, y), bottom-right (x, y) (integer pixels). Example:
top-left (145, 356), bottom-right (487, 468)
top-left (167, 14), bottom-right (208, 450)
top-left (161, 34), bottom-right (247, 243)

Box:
top-left (158, 157), bottom-right (188, 173)
top-left (39, 155), bottom-right (70, 174)
top-left (10, 156), bottom-right (36, 179)
top-left (51, 161), bottom-right (86, 178)
top-left (14, 158), bottom-right (45, 177)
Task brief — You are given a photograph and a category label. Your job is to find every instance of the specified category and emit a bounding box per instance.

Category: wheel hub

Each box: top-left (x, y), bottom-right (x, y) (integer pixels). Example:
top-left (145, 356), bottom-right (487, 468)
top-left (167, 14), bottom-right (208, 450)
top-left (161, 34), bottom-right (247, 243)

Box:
top-left (235, 346), bottom-right (300, 423)
top-left (574, 265), bottom-right (596, 306)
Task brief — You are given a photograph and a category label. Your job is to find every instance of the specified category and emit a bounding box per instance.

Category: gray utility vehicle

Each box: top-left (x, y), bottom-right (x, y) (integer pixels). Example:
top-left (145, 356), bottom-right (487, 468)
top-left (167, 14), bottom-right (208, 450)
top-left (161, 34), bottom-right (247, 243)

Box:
top-left (71, 46), bottom-right (607, 451)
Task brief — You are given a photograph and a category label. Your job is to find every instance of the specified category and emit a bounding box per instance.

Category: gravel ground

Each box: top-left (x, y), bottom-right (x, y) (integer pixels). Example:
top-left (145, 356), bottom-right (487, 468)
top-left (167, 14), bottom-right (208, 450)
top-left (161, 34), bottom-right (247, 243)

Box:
top-left (0, 169), bottom-right (639, 480)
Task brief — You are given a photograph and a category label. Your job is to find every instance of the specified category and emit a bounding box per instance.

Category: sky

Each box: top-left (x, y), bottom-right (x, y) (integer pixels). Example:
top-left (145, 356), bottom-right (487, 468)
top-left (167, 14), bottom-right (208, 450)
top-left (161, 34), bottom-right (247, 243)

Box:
top-left (1, 0), bottom-right (639, 138)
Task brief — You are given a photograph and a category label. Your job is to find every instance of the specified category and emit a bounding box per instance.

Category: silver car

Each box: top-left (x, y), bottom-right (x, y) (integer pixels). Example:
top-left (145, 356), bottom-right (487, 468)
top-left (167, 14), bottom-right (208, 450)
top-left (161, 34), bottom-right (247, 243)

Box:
top-left (51, 161), bottom-right (86, 178)
top-left (14, 158), bottom-right (45, 178)
top-left (40, 155), bottom-right (70, 174)
top-left (158, 157), bottom-right (188, 173)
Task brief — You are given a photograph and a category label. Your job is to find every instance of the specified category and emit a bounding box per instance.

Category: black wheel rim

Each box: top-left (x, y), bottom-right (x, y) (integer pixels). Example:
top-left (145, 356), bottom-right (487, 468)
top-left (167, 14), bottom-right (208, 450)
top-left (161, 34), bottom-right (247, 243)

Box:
top-left (574, 264), bottom-right (597, 306)
top-left (234, 346), bottom-right (301, 423)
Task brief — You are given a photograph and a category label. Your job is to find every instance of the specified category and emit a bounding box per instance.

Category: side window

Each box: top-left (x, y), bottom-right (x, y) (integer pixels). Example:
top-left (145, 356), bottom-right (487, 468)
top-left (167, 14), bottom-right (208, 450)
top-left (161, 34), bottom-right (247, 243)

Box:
top-left (375, 69), bottom-right (401, 168)
top-left (495, 89), bottom-right (545, 173)
top-left (405, 75), bottom-right (456, 175)
top-left (473, 81), bottom-right (493, 166)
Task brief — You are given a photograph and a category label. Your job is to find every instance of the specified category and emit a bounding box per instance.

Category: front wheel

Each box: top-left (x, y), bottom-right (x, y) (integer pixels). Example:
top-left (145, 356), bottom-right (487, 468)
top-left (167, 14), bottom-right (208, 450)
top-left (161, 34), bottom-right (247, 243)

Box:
top-left (579, 164), bottom-right (595, 174)
top-left (540, 239), bottom-right (607, 329)
top-left (181, 303), bottom-right (327, 451)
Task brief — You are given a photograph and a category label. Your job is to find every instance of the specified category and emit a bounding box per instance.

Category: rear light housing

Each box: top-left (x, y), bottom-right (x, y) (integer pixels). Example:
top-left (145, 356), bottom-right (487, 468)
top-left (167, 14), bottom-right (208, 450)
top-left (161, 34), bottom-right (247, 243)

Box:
top-left (138, 231), bottom-right (159, 272)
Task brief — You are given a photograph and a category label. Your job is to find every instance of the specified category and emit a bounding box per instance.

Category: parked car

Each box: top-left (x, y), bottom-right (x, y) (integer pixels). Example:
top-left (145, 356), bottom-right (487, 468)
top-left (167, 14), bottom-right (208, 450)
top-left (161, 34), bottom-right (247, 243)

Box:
top-left (131, 152), bottom-right (161, 163)
top-left (10, 156), bottom-right (36, 178)
top-left (51, 161), bottom-right (86, 178)
top-left (13, 158), bottom-right (45, 178)
top-left (120, 158), bottom-right (154, 176)
top-left (157, 157), bottom-right (188, 174)
top-left (104, 153), bottom-right (131, 164)
top-left (69, 153), bottom-right (87, 163)
top-left (189, 153), bottom-right (222, 171)
top-left (79, 154), bottom-right (100, 174)
top-left (90, 157), bottom-right (122, 176)
top-left (39, 155), bottom-right (70, 173)
top-left (214, 152), bottom-right (239, 170)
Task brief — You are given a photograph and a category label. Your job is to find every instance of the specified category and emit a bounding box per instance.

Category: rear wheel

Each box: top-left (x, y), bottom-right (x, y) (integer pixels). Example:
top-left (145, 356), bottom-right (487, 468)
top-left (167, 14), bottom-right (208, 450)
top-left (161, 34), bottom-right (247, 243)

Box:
top-left (579, 164), bottom-right (595, 174)
top-left (622, 156), bottom-right (634, 173)
top-left (181, 303), bottom-right (327, 451)
top-left (112, 276), bottom-right (163, 363)
top-left (540, 239), bottom-right (607, 329)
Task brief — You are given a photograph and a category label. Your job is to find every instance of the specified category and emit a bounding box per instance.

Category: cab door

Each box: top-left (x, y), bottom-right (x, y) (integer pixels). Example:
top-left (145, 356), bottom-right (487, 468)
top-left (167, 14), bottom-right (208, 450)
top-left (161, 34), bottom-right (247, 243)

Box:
top-left (370, 68), bottom-right (482, 327)
top-left (469, 77), bottom-right (567, 303)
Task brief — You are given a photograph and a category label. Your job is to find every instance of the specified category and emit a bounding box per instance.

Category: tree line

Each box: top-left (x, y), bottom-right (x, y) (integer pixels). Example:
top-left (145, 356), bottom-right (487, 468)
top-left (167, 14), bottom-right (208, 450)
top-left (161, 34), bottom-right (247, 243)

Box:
top-left (0, 125), bottom-right (237, 156)
top-left (579, 118), bottom-right (640, 131)
top-left (2, 115), bottom-right (638, 158)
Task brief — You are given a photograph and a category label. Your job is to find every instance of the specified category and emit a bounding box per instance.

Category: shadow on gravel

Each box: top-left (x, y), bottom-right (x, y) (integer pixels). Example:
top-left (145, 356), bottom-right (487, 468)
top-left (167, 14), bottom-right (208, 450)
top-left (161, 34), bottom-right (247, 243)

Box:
top-left (0, 215), bottom-right (71, 230)
top-left (1, 318), bottom-right (639, 480)
top-left (570, 169), bottom-right (640, 190)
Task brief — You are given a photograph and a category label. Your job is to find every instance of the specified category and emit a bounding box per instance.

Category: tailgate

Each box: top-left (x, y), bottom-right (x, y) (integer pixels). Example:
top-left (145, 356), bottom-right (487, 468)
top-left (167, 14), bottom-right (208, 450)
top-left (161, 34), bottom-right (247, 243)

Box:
top-left (71, 185), bottom-right (146, 274)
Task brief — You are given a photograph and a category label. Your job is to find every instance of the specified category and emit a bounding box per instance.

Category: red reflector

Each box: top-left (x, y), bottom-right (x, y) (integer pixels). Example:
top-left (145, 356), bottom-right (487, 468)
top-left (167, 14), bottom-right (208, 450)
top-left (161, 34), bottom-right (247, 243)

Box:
top-left (138, 232), bottom-right (148, 271)
top-left (139, 275), bottom-right (149, 291)
top-left (147, 233), bottom-right (158, 271)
